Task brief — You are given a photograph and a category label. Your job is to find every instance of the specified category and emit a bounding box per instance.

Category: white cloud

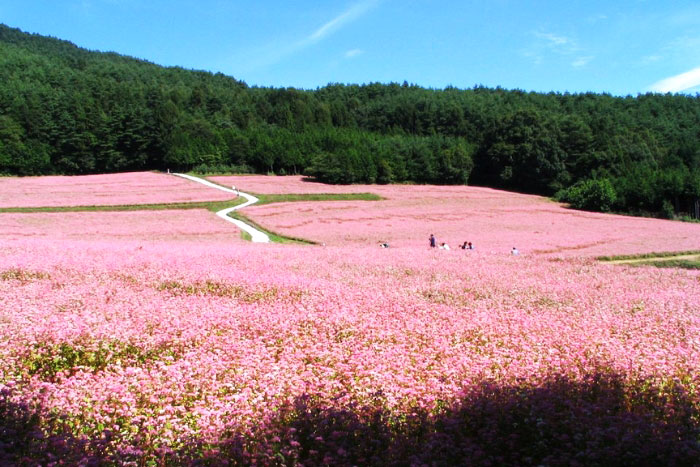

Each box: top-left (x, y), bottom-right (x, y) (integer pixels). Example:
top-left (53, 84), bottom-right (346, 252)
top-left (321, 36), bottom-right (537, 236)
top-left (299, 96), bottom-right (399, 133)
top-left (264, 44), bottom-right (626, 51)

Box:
top-left (649, 66), bottom-right (700, 93)
top-left (529, 31), bottom-right (581, 55)
top-left (308, 0), bottom-right (379, 43)
top-left (524, 31), bottom-right (588, 67)
top-left (344, 48), bottom-right (364, 59)
top-left (572, 56), bottom-right (593, 68)
top-left (534, 32), bottom-right (571, 47)
top-left (231, 0), bottom-right (379, 74)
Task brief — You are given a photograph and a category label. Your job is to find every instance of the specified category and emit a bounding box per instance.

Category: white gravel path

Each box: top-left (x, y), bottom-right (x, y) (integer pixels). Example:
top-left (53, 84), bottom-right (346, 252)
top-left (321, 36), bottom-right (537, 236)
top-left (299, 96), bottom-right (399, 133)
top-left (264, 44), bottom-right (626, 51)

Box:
top-left (172, 173), bottom-right (270, 243)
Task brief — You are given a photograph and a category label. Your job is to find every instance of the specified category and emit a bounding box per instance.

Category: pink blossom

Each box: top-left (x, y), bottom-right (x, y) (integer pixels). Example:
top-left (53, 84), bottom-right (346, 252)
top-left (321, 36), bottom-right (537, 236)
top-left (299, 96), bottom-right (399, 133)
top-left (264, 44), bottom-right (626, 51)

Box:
top-left (0, 173), bottom-right (698, 464)
top-left (0, 171), bottom-right (235, 208)
top-left (211, 175), bottom-right (700, 256)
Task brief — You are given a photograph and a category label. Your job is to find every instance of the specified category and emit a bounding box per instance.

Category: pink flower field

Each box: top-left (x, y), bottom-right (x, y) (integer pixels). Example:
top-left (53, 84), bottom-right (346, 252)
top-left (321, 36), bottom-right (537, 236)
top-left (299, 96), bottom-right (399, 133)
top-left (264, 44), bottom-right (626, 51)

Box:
top-left (0, 210), bottom-right (246, 245)
top-left (214, 175), bottom-right (700, 257)
top-left (208, 175), bottom-right (379, 195)
top-left (0, 172), bottom-right (235, 208)
top-left (1, 174), bottom-right (699, 465)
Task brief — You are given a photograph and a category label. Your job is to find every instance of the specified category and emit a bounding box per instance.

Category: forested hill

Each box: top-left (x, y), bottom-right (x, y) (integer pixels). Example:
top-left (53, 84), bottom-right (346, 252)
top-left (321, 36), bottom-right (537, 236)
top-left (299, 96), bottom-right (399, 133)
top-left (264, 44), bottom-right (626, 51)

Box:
top-left (1, 24), bottom-right (699, 217)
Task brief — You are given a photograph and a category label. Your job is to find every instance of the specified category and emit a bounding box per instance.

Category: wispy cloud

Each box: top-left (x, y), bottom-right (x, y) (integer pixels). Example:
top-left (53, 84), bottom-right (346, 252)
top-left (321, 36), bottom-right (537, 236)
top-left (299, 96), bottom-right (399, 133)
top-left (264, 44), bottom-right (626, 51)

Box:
top-left (524, 31), bottom-right (591, 68)
top-left (534, 32), bottom-right (572, 48)
top-left (236, 0), bottom-right (379, 73)
top-left (572, 56), bottom-right (593, 68)
top-left (308, 0), bottom-right (379, 43)
top-left (344, 48), bottom-right (364, 59)
top-left (649, 66), bottom-right (700, 93)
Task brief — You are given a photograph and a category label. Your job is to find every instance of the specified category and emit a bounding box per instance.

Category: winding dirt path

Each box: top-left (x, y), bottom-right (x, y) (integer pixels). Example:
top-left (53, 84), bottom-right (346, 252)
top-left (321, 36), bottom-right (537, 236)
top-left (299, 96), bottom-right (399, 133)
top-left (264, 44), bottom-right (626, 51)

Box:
top-left (172, 173), bottom-right (270, 243)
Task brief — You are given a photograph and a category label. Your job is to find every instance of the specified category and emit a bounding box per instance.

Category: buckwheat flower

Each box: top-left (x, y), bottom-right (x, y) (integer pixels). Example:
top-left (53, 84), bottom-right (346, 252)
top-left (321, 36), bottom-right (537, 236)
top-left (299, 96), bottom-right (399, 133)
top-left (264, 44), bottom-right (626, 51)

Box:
top-left (2, 177), bottom-right (699, 465)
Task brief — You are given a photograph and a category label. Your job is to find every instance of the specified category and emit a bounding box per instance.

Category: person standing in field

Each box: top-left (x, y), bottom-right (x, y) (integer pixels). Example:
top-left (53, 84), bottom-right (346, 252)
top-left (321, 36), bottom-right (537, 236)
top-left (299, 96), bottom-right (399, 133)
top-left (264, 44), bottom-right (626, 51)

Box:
top-left (430, 234), bottom-right (436, 248)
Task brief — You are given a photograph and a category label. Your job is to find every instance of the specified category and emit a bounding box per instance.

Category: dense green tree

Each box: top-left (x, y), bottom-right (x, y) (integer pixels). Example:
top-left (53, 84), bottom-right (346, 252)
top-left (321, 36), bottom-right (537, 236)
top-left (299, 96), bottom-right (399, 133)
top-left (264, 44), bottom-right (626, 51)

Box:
top-left (480, 109), bottom-right (568, 192)
top-left (556, 178), bottom-right (617, 212)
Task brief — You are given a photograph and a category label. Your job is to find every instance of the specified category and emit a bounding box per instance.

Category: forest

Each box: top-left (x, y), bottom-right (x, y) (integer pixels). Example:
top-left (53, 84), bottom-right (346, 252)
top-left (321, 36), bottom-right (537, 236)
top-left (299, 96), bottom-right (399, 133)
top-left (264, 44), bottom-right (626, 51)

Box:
top-left (1, 24), bottom-right (699, 217)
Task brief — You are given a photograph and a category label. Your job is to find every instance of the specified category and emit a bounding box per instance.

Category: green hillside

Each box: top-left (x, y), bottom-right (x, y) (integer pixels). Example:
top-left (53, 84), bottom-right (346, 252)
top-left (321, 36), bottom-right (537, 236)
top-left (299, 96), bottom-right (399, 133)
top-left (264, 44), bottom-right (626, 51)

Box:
top-left (1, 24), bottom-right (699, 217)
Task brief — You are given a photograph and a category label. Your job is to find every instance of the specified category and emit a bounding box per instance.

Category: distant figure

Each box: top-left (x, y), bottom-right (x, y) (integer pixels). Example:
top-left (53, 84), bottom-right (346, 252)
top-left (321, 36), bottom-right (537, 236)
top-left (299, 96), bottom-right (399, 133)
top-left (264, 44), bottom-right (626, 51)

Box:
top-left (468, 242), bottom-right (474, 250)
top-left (460, 241), bottom-right (468, 250)
top-left (380, 242), bottom-right (390, 248)
top-left (167, 168), bottom-right (170, 174)
top-left (440, 242), bottom-right (450, 250)
top-left (232, 185), bottom-right (239, 197)
top-left (429, 234), bottom-right (436, 248)
top-left (511, 247), bottom-right (519, 256)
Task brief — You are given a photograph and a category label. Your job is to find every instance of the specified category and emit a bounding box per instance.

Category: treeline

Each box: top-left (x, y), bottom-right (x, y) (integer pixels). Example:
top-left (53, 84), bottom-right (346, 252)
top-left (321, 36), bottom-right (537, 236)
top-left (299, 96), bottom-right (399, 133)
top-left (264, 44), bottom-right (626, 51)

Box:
top-left (1, 24), bottom-right (699, 217)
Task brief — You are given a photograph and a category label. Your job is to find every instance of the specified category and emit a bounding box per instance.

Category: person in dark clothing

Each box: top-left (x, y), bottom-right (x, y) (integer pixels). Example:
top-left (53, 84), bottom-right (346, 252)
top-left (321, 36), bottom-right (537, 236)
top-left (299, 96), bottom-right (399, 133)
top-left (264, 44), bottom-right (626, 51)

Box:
top-left (429, 234), bottom-right (436, 248)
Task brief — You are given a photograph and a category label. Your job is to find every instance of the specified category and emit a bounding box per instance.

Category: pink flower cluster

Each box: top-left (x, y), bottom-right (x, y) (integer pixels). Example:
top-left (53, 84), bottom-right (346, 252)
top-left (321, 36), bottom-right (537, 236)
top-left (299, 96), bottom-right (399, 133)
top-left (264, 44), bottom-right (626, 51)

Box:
top-left (1, 235), bottom-right (699, 463)
top-left (0, 173), bottom-right (698, 463)
top-left (0, 172), bottom-right (235, 208)
top-left (215, 175), bottom-right (700, 256)
top-left (0, 210), bottom-right (245, 245)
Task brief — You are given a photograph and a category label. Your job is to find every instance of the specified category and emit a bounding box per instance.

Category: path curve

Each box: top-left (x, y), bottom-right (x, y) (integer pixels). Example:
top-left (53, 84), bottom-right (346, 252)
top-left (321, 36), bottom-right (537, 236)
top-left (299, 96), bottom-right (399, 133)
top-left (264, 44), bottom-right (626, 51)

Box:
top-left (172, 173), bottom-right (270, 243)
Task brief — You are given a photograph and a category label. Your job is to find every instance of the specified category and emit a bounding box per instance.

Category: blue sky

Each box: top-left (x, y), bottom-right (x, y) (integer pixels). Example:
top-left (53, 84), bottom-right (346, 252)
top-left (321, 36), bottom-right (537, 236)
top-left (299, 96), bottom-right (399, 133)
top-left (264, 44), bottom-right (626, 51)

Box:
top-left (3, 0), bottom-right (700, 95)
